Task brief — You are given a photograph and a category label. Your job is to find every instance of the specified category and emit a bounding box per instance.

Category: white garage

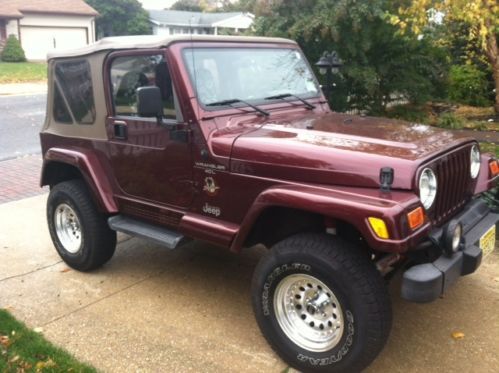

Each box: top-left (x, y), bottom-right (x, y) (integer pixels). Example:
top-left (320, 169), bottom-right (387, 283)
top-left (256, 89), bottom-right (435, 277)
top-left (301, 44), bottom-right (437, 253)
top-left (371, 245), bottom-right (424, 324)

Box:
top-left (0, 0), bottom-right (97, 61)
top-left (20, 22), bottom-right (90, 61)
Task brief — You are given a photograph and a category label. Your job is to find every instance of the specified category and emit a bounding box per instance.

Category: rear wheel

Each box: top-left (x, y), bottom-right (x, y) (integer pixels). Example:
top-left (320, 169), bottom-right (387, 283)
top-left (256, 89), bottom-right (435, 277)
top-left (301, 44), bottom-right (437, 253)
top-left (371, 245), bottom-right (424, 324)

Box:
top-left (251, 233), bottom-right (392, 372)
top-left (47, 180), bottom-right (116, 271)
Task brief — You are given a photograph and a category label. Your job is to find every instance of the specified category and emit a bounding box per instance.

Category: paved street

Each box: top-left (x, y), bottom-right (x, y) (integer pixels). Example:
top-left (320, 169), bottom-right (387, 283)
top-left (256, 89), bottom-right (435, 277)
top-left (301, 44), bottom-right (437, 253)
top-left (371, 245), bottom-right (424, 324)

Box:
top-left (0, 92), bottom-right (47, 203)
top-left (0, 93), bottom-right (46, 161)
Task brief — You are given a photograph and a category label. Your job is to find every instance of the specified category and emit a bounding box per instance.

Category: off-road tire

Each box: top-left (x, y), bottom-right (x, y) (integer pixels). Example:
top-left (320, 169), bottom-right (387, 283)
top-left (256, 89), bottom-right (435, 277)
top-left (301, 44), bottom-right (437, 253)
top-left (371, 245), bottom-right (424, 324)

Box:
top-left (251, 233), bottom-right (392, 372)
top-left (47, 180), bottom-right (116, 271)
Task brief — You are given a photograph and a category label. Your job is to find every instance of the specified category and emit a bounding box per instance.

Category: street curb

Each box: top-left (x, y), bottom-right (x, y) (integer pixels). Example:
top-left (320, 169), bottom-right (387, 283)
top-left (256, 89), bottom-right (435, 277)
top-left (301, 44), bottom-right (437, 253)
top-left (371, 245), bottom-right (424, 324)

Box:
top-left (0, 82), bottom-right (47, 96)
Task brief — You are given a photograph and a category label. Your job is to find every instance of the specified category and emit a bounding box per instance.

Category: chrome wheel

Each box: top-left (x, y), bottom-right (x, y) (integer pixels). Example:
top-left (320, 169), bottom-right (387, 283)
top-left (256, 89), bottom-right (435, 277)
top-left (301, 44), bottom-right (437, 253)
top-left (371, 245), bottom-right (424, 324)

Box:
top-left (54, 203), bottom-right (82, 254)
top-left (274, 274), bottom-right (344, 352)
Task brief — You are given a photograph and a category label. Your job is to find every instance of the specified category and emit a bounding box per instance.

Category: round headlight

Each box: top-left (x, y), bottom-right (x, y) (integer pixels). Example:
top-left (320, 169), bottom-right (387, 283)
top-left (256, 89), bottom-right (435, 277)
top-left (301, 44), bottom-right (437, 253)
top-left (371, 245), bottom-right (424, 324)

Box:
top-left (470, 145), bottom-right (480, 179)
top-left (419, 168), bottom-right (437, 210)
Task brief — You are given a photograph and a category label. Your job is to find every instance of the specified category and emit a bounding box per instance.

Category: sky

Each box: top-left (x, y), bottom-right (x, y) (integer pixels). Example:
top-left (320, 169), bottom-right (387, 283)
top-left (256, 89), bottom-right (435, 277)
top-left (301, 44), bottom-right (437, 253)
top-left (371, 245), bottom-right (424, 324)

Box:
top-left (137, 0), bottom-right (176, 10)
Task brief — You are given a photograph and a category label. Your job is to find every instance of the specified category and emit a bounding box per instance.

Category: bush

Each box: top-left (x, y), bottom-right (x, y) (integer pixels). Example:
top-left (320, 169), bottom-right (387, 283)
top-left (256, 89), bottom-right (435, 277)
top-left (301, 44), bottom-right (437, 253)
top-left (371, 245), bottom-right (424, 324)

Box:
top-left (1, 35), bottom-right (26, 62)
top-left (386, 104), bottom-right (430, 123)
top-left (436, 112), bottom-right (465, 129)
top-left (448, 65), bottom-right (491, 107)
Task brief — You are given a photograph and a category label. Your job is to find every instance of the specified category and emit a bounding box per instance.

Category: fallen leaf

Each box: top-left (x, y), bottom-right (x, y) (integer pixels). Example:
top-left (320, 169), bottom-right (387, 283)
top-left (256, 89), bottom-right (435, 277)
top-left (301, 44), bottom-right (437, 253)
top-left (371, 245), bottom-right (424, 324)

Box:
top-left (36, 358), bottom-right (56, 370)
top-left (452, 331), bottom-right (465, 340)
top-left (60, 268), bottom-right (71, 273)
top-left (10, 354), bottom-right (20, 363)
top-left (0, 335), bottom-right (10, 347)
top-left (33, 327), bottom-right (43, 333)
top-left (19, 360), bottom-right (32, 370)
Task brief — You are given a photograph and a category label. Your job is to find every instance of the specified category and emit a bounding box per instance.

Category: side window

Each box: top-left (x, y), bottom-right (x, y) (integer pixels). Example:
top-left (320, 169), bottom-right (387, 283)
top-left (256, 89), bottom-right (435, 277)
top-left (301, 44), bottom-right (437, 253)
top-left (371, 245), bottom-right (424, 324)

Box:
top-left (54, 60), bottom-right (95, 124)
top-left (110, 54), bottom-right (178, 120)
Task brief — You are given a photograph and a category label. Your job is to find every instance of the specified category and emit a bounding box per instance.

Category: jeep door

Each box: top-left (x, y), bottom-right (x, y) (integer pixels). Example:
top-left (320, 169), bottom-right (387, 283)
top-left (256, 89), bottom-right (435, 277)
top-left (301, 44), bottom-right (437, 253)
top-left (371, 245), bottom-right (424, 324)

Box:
top-left (104, 50), bottom-right (194, 208)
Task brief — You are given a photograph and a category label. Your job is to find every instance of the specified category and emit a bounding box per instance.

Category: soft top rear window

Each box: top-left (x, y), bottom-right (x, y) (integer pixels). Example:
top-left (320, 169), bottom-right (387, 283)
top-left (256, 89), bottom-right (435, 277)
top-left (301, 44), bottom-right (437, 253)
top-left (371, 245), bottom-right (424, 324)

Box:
top-left (54, 60), bottom-right (95, 124)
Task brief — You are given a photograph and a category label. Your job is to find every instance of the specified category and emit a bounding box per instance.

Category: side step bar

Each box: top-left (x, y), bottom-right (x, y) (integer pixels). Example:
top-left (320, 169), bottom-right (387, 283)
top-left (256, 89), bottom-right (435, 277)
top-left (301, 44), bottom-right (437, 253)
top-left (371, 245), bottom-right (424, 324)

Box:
top-left (108, 215), bottom-right (189, 249)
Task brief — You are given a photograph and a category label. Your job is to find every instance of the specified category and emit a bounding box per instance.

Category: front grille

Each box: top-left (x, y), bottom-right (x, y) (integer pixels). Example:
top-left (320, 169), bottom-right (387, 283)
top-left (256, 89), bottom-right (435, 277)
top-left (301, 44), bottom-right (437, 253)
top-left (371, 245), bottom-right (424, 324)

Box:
top-left (430, 146), bottom-right (472, 225)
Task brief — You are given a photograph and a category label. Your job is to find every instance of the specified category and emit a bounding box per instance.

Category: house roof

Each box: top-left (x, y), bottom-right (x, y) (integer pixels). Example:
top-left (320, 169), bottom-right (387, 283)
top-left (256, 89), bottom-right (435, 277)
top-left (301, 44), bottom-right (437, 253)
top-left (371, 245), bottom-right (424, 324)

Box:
top-left (0, 0), bottom-right (98, 19)
top-left (47, 34), bottom-right (296, 59)
top-left (148, 10), bottom-right (253, 27)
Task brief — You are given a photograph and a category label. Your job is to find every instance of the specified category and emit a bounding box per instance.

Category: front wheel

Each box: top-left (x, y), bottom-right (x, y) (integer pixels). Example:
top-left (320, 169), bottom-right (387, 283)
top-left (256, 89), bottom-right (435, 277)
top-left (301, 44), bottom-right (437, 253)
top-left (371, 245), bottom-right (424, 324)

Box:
top-left (251, 234), bottom-right (392, 372)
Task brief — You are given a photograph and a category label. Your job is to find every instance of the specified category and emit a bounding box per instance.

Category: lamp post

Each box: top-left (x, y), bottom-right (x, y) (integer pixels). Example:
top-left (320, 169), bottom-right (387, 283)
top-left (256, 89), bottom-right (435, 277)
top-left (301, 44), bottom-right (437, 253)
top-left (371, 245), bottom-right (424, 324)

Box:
top-left (315, 51), bottom-right (343, 101)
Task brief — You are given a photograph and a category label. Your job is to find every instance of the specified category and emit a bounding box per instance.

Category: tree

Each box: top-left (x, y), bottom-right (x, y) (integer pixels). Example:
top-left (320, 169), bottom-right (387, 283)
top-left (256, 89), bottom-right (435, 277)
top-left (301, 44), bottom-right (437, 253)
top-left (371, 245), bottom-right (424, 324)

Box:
top-left (85, 0), bottom-right (151, 38)
top-left (448, 64), bottom-right (491, 106)
top-left (170, 0), bottom-right (203, 11)
top-left (1, 35), bottom-right (26, 62)
top-left (217, 0), bottom-right (257, 12)
top-left (250, 0), bottom-right (445, 114)
top-left (392, 0), bottom-right (499, 113)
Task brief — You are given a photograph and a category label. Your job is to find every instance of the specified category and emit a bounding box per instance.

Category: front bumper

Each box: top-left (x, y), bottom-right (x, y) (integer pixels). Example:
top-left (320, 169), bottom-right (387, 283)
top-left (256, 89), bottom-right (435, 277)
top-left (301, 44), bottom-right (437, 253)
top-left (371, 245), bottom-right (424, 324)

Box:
top-left (401, 199), bottom-right (499, 303)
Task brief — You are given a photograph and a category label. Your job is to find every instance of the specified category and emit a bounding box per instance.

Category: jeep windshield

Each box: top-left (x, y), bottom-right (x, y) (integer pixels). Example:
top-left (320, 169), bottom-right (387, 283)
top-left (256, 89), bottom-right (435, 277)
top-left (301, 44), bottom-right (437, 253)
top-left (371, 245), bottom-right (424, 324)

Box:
top-left (182, 47), bottom-right (320, 108)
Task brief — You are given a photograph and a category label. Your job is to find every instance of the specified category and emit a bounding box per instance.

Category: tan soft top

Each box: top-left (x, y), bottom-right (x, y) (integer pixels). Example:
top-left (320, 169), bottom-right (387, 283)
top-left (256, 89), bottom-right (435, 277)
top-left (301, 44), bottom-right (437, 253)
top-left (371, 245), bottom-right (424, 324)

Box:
top-left (47, 34), bottom-right (297, 60)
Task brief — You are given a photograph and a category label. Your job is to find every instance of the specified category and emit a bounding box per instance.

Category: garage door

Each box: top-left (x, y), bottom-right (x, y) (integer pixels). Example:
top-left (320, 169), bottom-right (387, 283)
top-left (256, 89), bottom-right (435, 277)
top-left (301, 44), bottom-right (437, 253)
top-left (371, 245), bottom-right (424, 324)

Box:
top-left (20, 27), bottom-right (88, 60)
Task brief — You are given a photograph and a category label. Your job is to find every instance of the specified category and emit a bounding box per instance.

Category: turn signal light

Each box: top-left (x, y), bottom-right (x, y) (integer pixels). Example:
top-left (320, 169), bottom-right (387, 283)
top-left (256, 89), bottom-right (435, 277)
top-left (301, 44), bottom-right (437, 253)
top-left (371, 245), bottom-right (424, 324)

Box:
top-left (407, 207), bottom-right (424, 230)
top-left (368, 217), bottom-right (390, 239)
top-left (489, 160), bottom-right (499, 177)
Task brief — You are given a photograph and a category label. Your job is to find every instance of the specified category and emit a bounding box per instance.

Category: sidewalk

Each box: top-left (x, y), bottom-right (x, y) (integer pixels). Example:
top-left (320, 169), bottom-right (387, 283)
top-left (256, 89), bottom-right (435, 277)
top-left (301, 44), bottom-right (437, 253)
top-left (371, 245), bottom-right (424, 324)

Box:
top-left (0, 82), bottom-right (47, 96)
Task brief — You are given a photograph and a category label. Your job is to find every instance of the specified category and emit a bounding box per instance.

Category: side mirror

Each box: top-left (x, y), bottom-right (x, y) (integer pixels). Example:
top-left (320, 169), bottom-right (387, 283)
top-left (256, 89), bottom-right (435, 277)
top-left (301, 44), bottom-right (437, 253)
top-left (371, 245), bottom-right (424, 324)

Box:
top-left (137, 86), bottom-right (163, 118)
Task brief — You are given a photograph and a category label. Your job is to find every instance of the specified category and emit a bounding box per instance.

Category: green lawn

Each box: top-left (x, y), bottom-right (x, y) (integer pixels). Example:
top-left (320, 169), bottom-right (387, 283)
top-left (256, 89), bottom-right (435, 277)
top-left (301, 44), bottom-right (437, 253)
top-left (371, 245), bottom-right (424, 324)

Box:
top-left (0, 62), bottom-right (47, 83)
top-left (0, 309), bottom-right (96, 372)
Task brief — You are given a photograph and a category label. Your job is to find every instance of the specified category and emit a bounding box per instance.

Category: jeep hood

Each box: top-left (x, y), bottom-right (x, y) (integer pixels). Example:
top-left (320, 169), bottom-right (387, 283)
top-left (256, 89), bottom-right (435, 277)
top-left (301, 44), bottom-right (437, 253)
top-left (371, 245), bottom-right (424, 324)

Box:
top-left (212, 112), bottom-right (473, 190)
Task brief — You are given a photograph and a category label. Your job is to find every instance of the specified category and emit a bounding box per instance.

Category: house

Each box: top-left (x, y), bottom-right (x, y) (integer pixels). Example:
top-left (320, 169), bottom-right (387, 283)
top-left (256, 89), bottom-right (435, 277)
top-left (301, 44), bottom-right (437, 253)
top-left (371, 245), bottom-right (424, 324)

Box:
top-left (0, 0), bottom-right (97, 61)
top-left (148, 10), bottom-right (254, 36)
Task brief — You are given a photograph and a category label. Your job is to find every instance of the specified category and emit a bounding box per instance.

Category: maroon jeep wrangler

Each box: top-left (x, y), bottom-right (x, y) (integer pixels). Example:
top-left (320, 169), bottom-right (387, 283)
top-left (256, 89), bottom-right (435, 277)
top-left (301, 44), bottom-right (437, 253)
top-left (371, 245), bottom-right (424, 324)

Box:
top-left (40, 35), bottom-right (499, 372)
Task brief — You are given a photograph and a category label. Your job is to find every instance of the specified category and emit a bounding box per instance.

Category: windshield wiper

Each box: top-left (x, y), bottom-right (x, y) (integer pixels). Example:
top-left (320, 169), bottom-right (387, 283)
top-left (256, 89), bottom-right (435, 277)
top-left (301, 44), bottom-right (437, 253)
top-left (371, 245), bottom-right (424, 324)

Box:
top-left (206, 99), bottom-right (269, 116)
top-left (264, 93), bottom-right (315, 110)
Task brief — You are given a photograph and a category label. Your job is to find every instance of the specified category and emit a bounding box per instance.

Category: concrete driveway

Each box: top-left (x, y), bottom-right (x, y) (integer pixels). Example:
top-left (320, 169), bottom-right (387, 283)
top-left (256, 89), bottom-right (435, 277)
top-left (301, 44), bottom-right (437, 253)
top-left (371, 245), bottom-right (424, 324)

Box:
top-left (1, 194), bottom-right (498, 372)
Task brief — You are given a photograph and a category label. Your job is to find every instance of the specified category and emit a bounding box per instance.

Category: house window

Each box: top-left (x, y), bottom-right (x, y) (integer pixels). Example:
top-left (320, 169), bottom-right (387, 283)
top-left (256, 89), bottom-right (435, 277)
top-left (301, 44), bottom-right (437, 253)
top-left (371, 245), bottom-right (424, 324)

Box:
top-left (0, 20), bottom-right (6, 41)
top-left (54, 60), bottom-right (96, 124)
top-left (110, 54), bottom-right (178, 120)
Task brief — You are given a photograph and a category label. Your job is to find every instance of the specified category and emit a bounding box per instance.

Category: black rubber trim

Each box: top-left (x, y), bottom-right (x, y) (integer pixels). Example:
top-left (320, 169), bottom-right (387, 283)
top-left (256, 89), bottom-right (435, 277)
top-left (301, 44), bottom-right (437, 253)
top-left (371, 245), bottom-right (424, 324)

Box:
top-left (401, 199), bottom-right (498, 303)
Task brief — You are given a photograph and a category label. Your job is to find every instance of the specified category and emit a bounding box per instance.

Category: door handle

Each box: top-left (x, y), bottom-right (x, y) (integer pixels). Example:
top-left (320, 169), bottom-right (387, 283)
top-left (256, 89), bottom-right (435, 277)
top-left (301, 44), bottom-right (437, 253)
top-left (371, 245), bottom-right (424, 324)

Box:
top-left (113, 120), bottom-right (127, 140)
